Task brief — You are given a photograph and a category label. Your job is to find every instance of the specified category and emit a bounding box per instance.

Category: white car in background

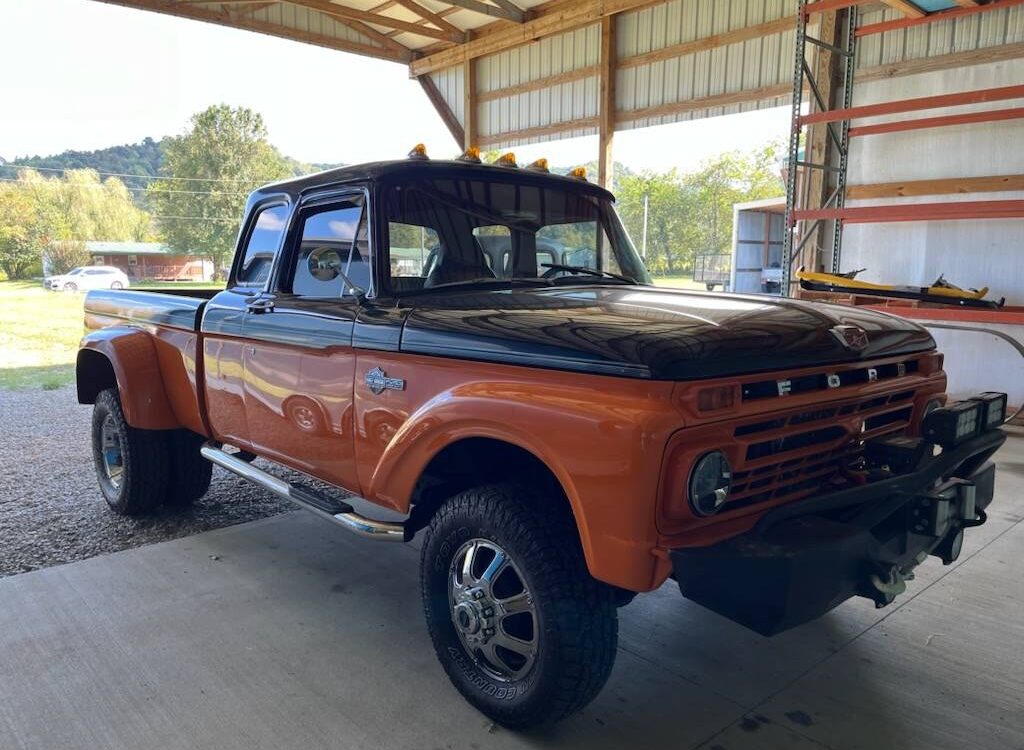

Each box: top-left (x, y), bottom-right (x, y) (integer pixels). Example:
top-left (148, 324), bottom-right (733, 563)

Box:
top-left (44, 266), bottom-right (130, 292)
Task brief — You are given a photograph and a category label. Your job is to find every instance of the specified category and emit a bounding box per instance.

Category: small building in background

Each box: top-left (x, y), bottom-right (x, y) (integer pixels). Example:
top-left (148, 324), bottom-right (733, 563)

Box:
top-left (729, 198), bottom-right (785, 296)
top-left (84, 242), bottom-right (212, 282)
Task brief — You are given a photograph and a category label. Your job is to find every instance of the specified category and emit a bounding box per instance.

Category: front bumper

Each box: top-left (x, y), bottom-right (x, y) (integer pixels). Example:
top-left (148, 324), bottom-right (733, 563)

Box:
top-left (670, 428), bottom-right (1005, 636)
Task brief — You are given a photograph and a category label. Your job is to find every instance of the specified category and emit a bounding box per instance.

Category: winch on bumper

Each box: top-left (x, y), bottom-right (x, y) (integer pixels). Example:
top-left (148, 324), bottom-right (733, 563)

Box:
top-left (670, 396), bottom-right (1008, 637)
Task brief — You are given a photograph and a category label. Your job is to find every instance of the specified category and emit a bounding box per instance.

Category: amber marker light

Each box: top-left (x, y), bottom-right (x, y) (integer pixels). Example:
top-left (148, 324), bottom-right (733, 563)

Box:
top-left (408, 143), bottom-right (429, 160)
top-left (526, 158), bottom-right (550, 172)
top-left (494, 152), bottom-right (519, 168)
top-left (457, 146), bottom-right (482, 163)
top-left (569, 166), bottom-right (588, 181)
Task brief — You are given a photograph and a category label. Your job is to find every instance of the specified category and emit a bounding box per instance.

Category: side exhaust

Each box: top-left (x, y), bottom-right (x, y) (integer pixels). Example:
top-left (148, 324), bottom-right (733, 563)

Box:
top-left (200, 443), bottom-right (406, 542)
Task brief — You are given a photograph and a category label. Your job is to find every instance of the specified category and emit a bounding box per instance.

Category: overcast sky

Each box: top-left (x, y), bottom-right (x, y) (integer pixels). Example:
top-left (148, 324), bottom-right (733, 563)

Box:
top-left (0, 0), bottom-right (789, 173)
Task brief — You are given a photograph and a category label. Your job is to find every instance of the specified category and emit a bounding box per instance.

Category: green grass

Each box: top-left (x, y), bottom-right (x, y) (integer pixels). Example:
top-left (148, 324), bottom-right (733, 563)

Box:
top-left (0, 281), bottom-right (86, 390)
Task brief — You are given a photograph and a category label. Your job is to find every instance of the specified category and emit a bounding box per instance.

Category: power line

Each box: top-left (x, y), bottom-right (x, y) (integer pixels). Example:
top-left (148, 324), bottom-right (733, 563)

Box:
top-left (0, 162), bottom-right (287, 184)
top-left (0, 176), bottom-right (250, 196)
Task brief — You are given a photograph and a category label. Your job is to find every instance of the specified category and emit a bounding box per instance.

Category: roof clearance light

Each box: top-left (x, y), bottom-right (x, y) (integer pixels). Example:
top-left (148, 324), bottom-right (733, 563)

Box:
top-left (494, 152), bottom-right (518, 168)
top-left (526, 158), bottom-right (550, 173)
top-left (408, 143), bottom-right (429, 160)
top-left (457, 146), bottom-right (482, 163)
top-left (569, 166), bottom-right (588, 181)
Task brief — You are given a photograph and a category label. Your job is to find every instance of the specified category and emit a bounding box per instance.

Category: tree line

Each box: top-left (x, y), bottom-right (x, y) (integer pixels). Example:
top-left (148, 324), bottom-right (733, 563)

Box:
top-left (0, 104), bottom-right (783, 282)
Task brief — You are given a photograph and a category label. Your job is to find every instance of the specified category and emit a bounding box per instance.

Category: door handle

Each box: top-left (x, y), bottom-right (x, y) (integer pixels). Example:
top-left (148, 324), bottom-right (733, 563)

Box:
top-left (246, 296), bottom-right (275, 314)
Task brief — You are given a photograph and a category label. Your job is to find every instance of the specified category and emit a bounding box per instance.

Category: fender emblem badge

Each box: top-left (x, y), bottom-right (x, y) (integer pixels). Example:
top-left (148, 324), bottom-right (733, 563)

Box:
top-left (827, 374), bottom-right (841, 389)
top-left (365, 367), bottom-right (405, 395)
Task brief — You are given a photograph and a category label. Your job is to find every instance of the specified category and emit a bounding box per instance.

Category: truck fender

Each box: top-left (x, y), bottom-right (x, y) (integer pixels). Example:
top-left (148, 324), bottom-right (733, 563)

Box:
top-left (77, 326), bottom-right (180, 430)
top-left (365, 392), bottom-right (593, 567)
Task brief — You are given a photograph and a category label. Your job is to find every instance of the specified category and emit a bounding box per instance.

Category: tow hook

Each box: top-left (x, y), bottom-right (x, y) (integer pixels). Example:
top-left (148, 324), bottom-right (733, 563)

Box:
top-left (868, 553), bottom-right (925, 608)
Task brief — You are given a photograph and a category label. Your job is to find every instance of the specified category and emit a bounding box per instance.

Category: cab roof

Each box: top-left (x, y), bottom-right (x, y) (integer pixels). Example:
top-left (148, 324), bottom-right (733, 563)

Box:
top-left (249, 159), bottom-right (615, 204)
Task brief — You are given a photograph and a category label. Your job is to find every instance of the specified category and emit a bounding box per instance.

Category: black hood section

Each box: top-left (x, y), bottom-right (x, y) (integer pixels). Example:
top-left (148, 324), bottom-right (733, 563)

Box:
top-left (399, 286), bottom-right (934, 381)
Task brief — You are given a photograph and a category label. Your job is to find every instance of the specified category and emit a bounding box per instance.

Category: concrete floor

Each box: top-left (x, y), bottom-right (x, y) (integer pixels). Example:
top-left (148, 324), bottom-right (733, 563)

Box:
top-left (2, 431), bottom-right (1023, 750)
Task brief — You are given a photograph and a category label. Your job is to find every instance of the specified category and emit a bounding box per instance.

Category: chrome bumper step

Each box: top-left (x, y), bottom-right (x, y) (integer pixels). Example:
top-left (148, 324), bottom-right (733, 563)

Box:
top-left (200, 444), bottom-right (406, 542)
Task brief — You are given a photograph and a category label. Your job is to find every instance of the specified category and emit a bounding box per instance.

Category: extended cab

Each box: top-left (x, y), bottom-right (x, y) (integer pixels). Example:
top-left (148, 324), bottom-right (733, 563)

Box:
top-left (77, 154), bottom-right (1007, 729)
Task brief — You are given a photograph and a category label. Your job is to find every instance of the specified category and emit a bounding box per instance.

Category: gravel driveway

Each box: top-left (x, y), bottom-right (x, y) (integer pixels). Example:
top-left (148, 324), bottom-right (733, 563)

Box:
top-left (0, 385), bottom-right (291, 577)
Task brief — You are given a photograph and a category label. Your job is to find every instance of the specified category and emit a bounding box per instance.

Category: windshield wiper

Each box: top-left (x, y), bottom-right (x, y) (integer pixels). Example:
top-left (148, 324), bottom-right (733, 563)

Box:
top-left (541, 263), bottom-right (638, 284)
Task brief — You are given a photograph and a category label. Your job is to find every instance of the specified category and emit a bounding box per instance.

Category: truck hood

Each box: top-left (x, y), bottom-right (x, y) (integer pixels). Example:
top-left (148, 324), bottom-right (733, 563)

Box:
top-left (400, 286), bottom-right (934, 380)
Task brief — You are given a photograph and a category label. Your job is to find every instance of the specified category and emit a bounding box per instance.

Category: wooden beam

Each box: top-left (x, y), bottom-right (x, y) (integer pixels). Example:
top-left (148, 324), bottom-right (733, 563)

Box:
top-left (879, 0), bottom-right (925, 18)
top-left (857, 0), bottom-right (1024, 37)
top-left (489, 0), bottom-right (526, 22)
top-left (793, 200), bottom-right (1024, 223)
top-left (339, 16), bottom-right (414, 54)
top-left (476, 65), bottom-right (599, 103)
top-left (617, 16), bottom-right (793, 70)
top-left (283, 0), bottom-right (460, 42)
top-left (442, 0), bottom-right (523, 22)
top-left (800, 84), bottom-right (1024, 125)
top-left (615, 83), bottom-right (791, 124)
top-left (390, 0), bottom-right (463, 37)
top-left (849, 106), bottom-right (1024, 137)
top-left (598, 15), bottom-right (615, 189)
top-left (477, 117), bottom-right (600, 146)
top-left (418, 75), bottom-right (464, 147)
top-left (93, 0), bottom-right (414, 62)
top-left (463, 59), bottom-right (477, 149)
top-left (856, 42), bottom-right (1024, 82)
top-left (410, 0), bottom-right (654, 76)
top-left (847, 174), bottom-right (1024, 199)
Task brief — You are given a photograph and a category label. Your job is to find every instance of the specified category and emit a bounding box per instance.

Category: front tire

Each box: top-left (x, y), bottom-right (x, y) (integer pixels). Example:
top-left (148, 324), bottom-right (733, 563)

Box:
top-left (91, 388), bottom-right (170, 515)
top-left (420, 484), bottom-right (618, 729)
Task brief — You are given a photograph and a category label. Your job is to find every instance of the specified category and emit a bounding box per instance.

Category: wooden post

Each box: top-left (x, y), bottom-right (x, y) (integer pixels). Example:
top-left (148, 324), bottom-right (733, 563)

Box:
top-left (463, 58), bottom-right (477, 151)
top-left (598, 15), bottom-right (616, 190)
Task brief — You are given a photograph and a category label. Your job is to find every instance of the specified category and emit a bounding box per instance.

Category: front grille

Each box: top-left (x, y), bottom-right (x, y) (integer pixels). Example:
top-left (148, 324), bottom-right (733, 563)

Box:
top-left (741, 358), bottom-right (919, 401)
top-left (723, 388), bottom-right (918, 510)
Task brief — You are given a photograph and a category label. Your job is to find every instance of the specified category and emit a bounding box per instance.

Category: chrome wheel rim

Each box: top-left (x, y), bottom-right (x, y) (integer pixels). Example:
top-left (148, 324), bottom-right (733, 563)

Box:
top-left (100, 415), bottom-right (124, 489)
top-left (449, 539), bottom-right (538, 681)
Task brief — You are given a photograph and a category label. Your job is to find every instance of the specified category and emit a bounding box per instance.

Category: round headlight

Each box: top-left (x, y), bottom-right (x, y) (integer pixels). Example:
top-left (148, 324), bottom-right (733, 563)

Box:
top-left (688, 450), bottom-right (732, 517)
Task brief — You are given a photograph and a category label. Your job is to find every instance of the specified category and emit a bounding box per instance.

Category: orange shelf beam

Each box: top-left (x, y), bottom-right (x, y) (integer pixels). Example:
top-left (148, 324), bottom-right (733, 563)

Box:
top-left (800, 84), bottom-right (1024, 126)
top-left (792, 200), bottom-right (1024, 224)
top-left (857, 0), bottom-right (1024, 37)
top-left (849, 106), bottom-right (1024, 137)
top-left (862, 304), bottom-right (1024, 326)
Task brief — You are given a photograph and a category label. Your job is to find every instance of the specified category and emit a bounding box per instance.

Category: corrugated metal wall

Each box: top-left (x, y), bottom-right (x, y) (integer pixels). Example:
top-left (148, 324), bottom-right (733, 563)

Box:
top-left (477, 25), bottom-right (602, 147)
top-left (432, 0), bottom-right (1022, 149)
top-left (856, 3), bottom-right (1024, 69)
top-left (247, 2), bottom-right (384, 49)
top-left (615, 0), bottom-right (794, 130)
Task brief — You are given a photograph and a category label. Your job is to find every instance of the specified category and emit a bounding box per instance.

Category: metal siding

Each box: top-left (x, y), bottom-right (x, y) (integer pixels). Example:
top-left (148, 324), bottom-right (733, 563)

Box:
top-left (429, 65), bottom-right (464, 126)
top-left (855, 4), bottom-right (1024, 71)
top-left (477, 24), bottom-right (600, 145)
top-left (469, 0), bottom-right (1022, 146)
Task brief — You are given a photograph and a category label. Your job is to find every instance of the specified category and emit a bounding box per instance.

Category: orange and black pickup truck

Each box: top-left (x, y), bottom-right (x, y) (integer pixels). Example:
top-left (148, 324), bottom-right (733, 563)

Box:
top-left (78, 153), bottom-right (1008, 729)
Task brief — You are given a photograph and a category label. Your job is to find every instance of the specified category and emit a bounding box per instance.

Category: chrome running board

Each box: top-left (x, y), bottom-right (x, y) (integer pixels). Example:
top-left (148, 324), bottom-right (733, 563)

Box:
top-left (200, 443), bottom-right (406, 542)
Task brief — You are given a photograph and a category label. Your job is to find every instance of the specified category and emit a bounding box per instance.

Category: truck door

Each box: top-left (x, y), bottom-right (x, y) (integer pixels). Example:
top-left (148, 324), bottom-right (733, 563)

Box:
top-left (202, 201), bottom-right (291, 450)
top-left (240, 192), bottom-right (369, 493)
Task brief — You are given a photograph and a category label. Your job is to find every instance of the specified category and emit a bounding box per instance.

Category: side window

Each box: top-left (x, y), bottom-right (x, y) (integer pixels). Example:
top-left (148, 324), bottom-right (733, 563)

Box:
top-left (292, 197), bottom-right (368, 298)
top-left (388, 222), bottom-right (439, 278)
top-left (237, 204), bottom-right (289, 287)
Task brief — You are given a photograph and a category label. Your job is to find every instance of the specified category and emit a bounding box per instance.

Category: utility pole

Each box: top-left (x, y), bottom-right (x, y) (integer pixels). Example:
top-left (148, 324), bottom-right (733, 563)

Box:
top-left (641, 192), bottom-right (649, 260)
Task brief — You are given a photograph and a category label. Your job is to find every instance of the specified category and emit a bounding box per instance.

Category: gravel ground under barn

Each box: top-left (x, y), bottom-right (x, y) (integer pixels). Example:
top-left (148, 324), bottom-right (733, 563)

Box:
top-left (0, 386), bottom-right (291, 578)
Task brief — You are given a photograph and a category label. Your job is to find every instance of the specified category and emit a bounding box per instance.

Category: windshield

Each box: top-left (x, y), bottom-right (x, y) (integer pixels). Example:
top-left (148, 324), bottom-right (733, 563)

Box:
top-left (68, 268), bottom-right (84, 275)
top-left (383, 177), bottom-right (650, 295)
